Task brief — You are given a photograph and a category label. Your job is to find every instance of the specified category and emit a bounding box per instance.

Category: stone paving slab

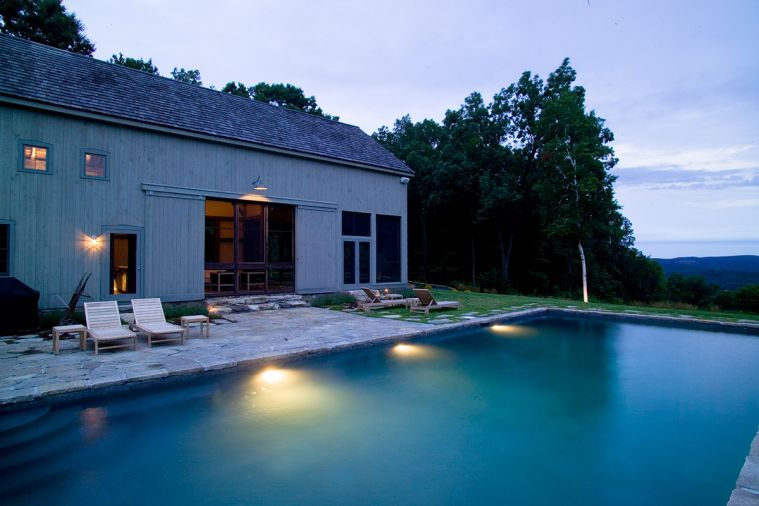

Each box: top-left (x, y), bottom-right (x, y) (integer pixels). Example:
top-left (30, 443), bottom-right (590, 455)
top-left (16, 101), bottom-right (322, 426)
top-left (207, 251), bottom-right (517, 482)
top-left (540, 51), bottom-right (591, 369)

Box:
top-left (730, 428), bottom-right (759, 506)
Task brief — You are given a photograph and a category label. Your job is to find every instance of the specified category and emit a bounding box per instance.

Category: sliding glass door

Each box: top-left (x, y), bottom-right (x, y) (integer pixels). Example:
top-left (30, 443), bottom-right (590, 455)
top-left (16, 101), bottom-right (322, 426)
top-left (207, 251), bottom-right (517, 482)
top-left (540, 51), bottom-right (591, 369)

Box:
top-left (343, 239), bottom-right (370, 287)
top-left (205, 199), bottom-right (294, 294)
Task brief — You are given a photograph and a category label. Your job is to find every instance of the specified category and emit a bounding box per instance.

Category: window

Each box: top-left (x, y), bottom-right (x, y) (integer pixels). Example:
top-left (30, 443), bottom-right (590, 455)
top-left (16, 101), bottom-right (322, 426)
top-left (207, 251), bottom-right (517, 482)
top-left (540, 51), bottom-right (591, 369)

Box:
top-left (19, 142), bottom-right (51, 172)
top-left (342, 211), bottom-right (371, 236)
top-left (0, 224), bottom-right (9, 276)
top-left (83, 151), bottom-right (107, 178)
top-left (376, 215), bottom-right (401, 283)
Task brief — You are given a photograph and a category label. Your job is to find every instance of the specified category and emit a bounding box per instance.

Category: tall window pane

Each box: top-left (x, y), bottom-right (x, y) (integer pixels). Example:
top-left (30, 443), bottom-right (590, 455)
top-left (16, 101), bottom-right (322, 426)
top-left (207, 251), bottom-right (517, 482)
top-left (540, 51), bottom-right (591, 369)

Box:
top-left (0, 224), bottom-right (9, 276)
top-left (238, 203), bottom-right (264, 263)
top-left (343, 241), bottom-right (356, 284)
top-left (376, 215), bottom-right (401, 283)
top-left (268, 205), bottom-right (294, 263)
top-left (205, 200), bottom-right (234, 264)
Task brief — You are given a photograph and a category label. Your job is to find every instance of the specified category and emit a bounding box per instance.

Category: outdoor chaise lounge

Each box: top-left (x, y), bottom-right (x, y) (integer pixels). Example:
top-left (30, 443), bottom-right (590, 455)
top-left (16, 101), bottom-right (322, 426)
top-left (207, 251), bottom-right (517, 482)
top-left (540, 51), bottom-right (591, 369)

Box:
top-left (130, 298), bottom-right (187, 347)
top-left (409, 289), bottom-right (461, 315)
top-left (83, 301), bottom-right (137, 355)
top-left (359, 287), bottom-right (407, 312)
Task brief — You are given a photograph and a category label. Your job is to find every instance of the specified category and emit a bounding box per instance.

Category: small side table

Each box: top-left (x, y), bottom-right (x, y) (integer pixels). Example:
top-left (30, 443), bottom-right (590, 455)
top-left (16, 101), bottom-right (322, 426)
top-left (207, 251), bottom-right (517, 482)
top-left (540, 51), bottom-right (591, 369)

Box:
top-left (181, 315), bottom-right (210, 338)
top-left (405, 298), bottom-right (420, 310)
top-left (52, 324), bottom-right (88, 355)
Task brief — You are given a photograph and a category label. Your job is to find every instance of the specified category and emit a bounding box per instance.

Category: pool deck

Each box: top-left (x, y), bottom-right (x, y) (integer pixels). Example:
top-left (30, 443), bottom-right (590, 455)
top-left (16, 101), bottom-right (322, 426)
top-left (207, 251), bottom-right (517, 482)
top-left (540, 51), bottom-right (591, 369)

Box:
top-left (2, 306), bottom-right (758, 408)
top-left (0, 306), bottom-right (552, 408)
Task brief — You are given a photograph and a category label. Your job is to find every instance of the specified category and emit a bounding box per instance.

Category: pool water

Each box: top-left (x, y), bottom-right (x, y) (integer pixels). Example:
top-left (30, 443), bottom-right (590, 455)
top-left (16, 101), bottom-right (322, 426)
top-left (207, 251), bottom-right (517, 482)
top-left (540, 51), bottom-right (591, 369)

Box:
top-left (2, 317), bottom-right (758, 505)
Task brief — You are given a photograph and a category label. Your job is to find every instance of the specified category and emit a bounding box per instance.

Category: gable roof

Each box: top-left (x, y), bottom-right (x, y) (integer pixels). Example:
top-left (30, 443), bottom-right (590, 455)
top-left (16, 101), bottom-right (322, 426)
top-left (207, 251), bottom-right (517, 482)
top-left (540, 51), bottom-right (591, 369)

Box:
top-left (0, 34), bottom-right (412, 175)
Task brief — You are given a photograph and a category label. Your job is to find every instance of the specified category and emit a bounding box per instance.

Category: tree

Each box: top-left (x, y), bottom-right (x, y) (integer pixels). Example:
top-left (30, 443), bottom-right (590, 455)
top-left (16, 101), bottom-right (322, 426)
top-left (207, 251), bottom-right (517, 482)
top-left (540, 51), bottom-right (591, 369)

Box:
top-left (171, 67), bottom-right (202, 85)
top-left (374, 116), bottom-right (445, 282)
top-left (221, 81), bottom-right (251, 98)
top-left (251, 82), bottom-right (338, 120)
top-left (221, 81), bottom-right (338, 120)
top-left (0, 0), bottom-right (94, 55)
top-left (108, 53), bottom-right (159, 74)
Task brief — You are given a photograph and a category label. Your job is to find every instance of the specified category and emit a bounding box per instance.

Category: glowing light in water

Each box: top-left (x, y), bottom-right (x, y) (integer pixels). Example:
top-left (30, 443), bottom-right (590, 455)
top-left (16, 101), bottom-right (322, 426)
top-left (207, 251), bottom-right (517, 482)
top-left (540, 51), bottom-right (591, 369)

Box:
top-left (489, 324), bottom-right (537, 337)
top-left (246, 368), bottom-right (346, 418)
top-left (391, 343), bottom-right (445, 360)
top-left (259, 368), bottom-right (286, 384)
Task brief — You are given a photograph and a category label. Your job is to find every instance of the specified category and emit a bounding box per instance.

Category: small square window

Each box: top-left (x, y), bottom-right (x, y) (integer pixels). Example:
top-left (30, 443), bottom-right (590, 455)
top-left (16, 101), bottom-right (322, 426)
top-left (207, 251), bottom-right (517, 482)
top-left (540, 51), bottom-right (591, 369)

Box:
top-left (23, 144), bottom-right (48, 171)
top-left (85, 153), bottom-right (106, 178)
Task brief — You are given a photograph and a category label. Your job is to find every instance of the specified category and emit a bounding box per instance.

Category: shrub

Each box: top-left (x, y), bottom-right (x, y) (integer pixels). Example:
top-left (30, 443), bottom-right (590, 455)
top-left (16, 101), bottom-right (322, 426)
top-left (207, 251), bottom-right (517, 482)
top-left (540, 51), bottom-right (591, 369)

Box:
top-left (162, 303), bottom-right (210, 320)
top-left (311, 293), bottom-right (356, 308)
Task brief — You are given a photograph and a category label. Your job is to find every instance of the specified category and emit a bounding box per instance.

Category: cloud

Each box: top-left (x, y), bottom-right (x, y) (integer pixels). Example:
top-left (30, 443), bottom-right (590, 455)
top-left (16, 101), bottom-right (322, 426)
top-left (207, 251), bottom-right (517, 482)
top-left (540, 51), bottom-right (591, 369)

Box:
top-left (614, 165), bottom-right (759, 190)
top-left (615, 143), bottom-right (758, 172)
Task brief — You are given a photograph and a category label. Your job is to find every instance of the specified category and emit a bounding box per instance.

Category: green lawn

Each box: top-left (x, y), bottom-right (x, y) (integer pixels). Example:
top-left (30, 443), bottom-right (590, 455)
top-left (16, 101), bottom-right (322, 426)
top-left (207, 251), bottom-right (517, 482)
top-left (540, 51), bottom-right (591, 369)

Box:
top-left (348, 290), bottom-right (759, 325)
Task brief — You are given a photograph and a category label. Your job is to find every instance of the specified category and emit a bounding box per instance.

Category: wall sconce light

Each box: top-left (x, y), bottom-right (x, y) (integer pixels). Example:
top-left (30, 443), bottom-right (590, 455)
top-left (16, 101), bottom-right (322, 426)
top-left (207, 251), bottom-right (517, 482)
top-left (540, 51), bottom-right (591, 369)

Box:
top-left (84, 234), bottom-right (103, 252)
top-left (252, 176), bottom-right (268, 191)
top-left (400, 177), bottom-right (410, 185)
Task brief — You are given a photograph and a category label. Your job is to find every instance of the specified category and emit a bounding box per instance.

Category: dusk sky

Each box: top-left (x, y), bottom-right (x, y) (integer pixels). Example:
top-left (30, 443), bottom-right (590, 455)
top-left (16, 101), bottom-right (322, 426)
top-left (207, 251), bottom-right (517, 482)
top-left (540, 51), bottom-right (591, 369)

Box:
top-left (65, 0), bottom-right (758, 258)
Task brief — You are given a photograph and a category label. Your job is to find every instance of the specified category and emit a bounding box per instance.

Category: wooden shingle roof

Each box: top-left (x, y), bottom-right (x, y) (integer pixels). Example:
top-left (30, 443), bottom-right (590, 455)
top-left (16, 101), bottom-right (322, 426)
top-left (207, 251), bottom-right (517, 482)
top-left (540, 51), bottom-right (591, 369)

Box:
top-left (0, 34), bottom-right (412, 175)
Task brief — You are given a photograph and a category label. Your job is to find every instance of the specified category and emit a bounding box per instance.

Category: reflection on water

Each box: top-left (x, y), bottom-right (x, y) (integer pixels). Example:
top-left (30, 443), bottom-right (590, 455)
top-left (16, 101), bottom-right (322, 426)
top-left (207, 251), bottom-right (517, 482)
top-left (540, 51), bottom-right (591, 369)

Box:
top-left (489, 324), bottom-right (538, 337)
top-left (1, 317), bottom-right (758, 506)
top-left (79, 407), bottom-right (107, 442)
top-left (390, 343), bottom-right (448, 360)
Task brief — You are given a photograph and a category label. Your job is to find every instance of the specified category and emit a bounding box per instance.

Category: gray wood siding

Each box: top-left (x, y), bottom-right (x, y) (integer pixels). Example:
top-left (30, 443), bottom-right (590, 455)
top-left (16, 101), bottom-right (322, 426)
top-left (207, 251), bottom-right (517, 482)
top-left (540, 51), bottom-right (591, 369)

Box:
top-left (144, 196), bottom-right (205, 300)
top-left (0, 104), bottom-right (408, 308)
top-left (295, 208), bottom-right (339, 292)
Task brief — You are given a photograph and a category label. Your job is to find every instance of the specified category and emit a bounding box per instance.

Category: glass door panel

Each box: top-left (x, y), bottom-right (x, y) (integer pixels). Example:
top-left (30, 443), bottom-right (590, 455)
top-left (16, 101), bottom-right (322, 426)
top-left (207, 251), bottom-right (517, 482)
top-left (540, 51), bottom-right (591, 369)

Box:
top-left (110, 233), bottom-right (136, 294)
top-left (343, 241), bottom-right (356, 285)
top-left (238, 203), bottom-right (264, 263)
top-left (358, 241), bottom-right (370, 284)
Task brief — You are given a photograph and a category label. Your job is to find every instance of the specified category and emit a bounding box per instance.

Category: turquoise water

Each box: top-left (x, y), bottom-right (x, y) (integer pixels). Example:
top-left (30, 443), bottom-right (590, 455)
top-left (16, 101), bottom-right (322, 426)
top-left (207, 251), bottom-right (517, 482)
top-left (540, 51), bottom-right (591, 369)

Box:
top-left (2, 317), bottom-right (758, 505)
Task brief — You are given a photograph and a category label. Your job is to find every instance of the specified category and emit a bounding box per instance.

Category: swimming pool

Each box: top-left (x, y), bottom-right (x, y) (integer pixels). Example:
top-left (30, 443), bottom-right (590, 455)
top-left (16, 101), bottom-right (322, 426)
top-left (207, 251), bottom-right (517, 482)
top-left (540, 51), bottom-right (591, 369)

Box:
top-left (1, 316), bottom-right (758, 505)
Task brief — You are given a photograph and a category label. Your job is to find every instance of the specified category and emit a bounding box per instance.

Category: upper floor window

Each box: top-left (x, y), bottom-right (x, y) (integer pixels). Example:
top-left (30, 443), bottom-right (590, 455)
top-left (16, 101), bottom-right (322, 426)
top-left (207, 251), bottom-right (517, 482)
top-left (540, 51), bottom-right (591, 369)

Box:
top-left (22, 143), bottom-right (49, 172)
top-left (342, 211), bottom-right (371, 237)
top-left (83, 151), bottom-right (108, 179)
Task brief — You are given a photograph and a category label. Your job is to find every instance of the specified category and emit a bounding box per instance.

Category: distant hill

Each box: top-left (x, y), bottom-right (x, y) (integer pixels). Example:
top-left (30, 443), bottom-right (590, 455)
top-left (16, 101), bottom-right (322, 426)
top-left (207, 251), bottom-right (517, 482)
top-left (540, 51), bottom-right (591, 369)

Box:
top-left (655, 255), bottom-right (759, 290)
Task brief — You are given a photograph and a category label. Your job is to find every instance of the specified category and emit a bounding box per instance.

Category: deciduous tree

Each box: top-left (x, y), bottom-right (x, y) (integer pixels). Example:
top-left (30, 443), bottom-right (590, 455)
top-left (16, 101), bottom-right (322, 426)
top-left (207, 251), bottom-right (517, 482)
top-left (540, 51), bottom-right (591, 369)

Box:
top-left (0, 0), bottom-right (94, 55)
top-left (108, 53), bottom-right (159, 74)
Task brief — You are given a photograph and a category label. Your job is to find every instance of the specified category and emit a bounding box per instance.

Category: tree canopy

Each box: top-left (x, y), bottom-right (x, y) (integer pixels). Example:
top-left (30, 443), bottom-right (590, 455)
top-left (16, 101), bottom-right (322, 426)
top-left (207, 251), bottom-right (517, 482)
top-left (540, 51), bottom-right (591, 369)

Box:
top-left (221, 81), bottom-right (338, 120)
top-left (108, 53), bottom-right (159, 74)
top-left (375, 59), bottom-right (664, 303)
top-left (171, 67), bottom-right (202, 85)
top-left (0, 0), bottom-right (94, 55)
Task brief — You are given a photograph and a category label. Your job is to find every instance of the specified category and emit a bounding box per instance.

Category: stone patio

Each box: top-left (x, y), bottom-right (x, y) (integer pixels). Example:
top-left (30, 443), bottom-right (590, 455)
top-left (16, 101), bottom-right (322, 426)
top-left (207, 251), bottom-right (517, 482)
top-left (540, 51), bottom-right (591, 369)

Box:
top-left (0, 306), bottom-right (554, 407)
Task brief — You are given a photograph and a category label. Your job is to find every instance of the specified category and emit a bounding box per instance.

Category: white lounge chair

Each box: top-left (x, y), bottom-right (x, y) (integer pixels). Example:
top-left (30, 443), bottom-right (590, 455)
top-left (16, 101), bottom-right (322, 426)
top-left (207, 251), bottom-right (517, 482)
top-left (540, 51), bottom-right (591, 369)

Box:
top-left (409, 289), bottom-right (460, 315)
top-left (130, 298), bottom-right (187, 347)
top-left (84, 301), bottom-right (137, 355)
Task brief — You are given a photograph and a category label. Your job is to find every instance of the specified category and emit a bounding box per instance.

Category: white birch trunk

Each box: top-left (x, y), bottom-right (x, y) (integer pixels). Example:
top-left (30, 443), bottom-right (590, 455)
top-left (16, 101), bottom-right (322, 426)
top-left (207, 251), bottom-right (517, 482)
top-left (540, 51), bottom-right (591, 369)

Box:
top-left (578, 240), bottom-right (588, 303)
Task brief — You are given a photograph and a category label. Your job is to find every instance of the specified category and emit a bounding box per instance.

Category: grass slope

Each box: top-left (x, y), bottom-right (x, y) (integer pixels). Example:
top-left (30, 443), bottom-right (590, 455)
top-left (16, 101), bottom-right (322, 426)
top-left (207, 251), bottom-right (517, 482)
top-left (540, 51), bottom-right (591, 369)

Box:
top-left (349, 290), bottom-right (759, 325)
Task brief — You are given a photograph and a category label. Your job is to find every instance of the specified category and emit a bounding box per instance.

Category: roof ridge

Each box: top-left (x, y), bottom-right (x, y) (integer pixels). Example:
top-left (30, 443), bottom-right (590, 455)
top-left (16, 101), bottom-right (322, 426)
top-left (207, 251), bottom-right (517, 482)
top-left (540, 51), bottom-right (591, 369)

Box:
top-left (0, 34), bottom-right (412, 174)
top-left (0, 33), bottom-right (363, 130)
